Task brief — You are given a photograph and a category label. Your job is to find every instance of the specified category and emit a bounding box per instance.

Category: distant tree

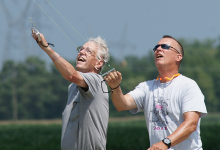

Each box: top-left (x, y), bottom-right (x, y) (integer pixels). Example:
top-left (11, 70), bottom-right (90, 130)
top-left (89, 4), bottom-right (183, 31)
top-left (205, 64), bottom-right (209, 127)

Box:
top-left (179, 38), bottom-right (220, 112)
top-left (0, 60), bottom-right (16, 119)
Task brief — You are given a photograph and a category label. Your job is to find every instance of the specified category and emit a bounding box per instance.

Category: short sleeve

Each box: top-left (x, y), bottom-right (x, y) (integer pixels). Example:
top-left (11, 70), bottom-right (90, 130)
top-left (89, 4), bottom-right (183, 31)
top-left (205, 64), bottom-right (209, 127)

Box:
top-left (128, 82), bottom-right (148, 114)
top-left (182, 84), bottom-right (207, 118)
top-left (79, 72), bottom-right (105, 96)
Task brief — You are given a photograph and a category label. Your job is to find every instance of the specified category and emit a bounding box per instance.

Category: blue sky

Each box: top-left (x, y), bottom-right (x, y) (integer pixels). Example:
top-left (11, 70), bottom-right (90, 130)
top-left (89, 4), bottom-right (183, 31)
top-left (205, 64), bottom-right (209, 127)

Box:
top-left (1, 0), bottom-right (220, 68)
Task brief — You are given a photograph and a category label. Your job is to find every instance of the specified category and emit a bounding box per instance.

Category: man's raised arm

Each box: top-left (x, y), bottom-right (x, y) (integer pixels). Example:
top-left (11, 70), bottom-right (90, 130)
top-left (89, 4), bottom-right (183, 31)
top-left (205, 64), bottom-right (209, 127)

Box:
top-left (104, 71), bottom-right (137, 111)
top-left (32, 31), bottom-right (87, 88)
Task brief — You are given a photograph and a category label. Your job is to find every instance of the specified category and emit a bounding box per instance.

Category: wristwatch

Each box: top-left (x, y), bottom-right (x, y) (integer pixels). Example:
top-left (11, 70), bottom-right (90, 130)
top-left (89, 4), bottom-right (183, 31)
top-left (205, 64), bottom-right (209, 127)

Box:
top-left (162, 138), bottom-right (171, 149)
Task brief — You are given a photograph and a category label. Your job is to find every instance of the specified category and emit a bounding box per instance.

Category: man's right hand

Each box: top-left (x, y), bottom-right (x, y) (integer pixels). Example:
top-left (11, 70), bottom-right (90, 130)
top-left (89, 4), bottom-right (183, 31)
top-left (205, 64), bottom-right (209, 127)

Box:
top-left (104, 71), bottom-right (137, 111)
top-left (104, 71), bottom-right (122, 90)
top-left (31, 30), bottom-right (49, 50)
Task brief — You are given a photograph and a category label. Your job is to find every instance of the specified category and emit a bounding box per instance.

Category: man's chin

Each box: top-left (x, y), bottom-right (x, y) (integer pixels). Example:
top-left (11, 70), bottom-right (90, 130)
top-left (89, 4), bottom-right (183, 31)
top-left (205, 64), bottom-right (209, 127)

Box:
top-left (155, 62), bottom-right (165, 68)
top-left (76, 65), bottom-right (82, 71)
top-left (76, 66), bottom-right (88, 73)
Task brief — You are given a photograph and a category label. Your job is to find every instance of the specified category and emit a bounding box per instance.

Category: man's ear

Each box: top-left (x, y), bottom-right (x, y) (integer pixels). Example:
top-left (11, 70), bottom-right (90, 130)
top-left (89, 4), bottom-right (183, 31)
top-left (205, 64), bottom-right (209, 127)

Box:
top-left (175, 54), bottom-right (182, 62)
top-left (95, 59), bottom-right (104, 70)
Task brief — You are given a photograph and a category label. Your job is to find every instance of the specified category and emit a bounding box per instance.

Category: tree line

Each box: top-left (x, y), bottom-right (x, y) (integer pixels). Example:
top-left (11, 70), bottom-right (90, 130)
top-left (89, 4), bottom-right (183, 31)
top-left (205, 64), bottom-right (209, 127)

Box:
top-left (0, 37), bottom-right (220, 120)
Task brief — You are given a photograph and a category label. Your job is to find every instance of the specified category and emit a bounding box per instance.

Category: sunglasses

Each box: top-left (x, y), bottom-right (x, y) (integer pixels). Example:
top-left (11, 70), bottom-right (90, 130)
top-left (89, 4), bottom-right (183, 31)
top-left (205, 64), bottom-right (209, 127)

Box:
top-left (153, 44), bottom-right (180, 54)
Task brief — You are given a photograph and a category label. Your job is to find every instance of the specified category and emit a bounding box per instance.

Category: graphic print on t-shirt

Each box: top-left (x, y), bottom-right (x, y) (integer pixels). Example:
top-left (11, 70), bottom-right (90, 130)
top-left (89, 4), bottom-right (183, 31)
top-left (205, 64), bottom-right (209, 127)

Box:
top-left (150, 95), bottom-right (170, 130)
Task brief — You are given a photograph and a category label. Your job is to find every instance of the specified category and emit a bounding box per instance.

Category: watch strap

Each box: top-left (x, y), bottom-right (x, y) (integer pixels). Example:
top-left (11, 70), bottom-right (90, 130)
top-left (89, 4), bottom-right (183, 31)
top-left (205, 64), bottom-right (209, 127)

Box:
top-left (162, 138), bottom-right (171, 149)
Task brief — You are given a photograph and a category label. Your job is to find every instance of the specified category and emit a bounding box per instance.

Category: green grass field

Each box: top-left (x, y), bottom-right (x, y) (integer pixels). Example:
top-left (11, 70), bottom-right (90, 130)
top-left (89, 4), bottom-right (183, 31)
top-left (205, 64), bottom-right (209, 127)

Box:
top-left (0, 114), bottom-right (220, 150)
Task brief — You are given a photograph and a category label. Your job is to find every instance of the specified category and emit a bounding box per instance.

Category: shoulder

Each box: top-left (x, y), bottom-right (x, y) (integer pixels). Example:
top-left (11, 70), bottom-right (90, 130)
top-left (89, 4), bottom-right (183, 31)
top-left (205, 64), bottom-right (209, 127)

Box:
top-left (79, 72), bottom-right (103, 82)
top-left (136, 79), bottom-right (156, 90)
top-left (176, 75), bottom-right (201, 90)
top-left (78, 72), bottom-right (105, 94)
top-left (176, 75), bottom-right (197, 85)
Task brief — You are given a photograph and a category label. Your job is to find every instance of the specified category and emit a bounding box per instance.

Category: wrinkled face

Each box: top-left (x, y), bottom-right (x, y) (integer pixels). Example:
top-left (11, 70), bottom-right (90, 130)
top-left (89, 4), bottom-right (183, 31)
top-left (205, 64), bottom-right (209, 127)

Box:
top-left (154, 38), bottom-right (182, 68)
top-left (76, 42), bottom-right (100, 73)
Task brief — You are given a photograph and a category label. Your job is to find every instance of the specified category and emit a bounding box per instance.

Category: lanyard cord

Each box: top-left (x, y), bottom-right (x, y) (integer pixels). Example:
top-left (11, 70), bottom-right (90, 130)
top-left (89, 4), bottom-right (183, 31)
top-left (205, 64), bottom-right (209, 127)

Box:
top-left (156, 73), bottom-right (180, 81)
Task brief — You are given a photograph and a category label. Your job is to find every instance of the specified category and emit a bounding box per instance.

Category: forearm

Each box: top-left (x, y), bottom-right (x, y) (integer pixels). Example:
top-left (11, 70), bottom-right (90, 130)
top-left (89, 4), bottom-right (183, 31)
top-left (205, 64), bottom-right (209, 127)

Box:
top-left (111, 87), bottom-right (136, 111)
top-left (105, 71), bottom-right (137, 111)
top-left (32, 32), bottom-right (78, 82)
top-left (167, 121), bottom-right (196, 147)
top-left (111, 87), bottom-right (126, 111)
top-left (43, 46), bottom-right (77, 81)
top-left (167, 112), bottom-right (200, 147)
top-left (149, 119), bottom-right (198, 150)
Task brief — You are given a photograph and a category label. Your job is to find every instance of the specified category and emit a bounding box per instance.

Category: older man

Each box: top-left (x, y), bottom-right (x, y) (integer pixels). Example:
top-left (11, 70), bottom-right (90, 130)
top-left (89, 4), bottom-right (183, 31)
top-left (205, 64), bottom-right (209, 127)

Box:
top-left (105, 35), bottom-right (207, 150)
top-left (32, 31), bottom-right (110, 150)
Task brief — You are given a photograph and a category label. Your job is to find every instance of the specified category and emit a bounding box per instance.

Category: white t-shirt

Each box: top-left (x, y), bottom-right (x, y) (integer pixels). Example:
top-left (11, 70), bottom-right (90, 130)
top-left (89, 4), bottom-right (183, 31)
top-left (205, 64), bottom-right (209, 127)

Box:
top-left (128, 75), bottom-right (207, 150)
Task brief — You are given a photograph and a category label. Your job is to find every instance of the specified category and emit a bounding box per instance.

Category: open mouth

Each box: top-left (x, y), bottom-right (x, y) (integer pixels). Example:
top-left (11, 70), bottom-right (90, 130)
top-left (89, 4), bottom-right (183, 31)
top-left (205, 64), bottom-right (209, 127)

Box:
top-left (78, 57), bottom-right (85, 62)
top-left (156, 54), bottom-right (163, 58)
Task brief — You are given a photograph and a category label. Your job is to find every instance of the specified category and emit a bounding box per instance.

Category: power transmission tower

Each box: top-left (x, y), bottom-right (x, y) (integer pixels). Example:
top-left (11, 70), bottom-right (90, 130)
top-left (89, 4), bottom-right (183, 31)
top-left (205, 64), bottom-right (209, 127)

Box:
top-left (110, 23), bottom-right (136, 62)
top-left (0, 0), bottom-right (47, 67)
top-left (1, 0), bottom-right (30, 63)
top-left (0, 0), bottom-right (45, 120)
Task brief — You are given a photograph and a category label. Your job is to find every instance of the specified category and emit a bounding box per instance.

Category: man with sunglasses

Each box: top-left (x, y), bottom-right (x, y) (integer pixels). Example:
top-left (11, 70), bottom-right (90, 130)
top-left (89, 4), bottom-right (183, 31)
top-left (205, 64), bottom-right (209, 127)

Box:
top-left (32, 31), bottom-right (110, 150)
top-left (105, 35), bottom-right (207, 150)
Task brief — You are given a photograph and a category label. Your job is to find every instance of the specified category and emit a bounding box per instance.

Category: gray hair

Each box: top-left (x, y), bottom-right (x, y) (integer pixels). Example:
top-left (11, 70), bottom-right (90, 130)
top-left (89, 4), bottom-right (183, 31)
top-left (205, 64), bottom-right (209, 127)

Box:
top-left (88, 36), bottom-right (110, 71)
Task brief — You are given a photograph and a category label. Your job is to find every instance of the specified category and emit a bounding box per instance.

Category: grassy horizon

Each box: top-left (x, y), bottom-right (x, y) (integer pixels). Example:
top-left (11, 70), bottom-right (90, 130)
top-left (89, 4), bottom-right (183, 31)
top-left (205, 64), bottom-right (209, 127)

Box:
top-left (0, 114), bottom-right (219, 150)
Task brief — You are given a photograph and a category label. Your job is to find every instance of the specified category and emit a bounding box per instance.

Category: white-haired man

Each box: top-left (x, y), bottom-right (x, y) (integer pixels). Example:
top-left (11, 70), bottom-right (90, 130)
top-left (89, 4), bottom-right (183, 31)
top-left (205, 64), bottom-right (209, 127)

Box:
top-left (32, 31), bottom-right (110, 150)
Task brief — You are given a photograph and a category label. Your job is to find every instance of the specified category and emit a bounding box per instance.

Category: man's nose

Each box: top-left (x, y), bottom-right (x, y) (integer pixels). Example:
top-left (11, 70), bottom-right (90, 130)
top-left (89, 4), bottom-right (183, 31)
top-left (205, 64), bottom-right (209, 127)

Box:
top-left (157, 45), bottom-right (164, 51)
top-left (155, 46), bottom-right (163, 52)
top-left (157, 45), bottom-right (163, 50)
top-left (79, 49), bottom-right (86, 54)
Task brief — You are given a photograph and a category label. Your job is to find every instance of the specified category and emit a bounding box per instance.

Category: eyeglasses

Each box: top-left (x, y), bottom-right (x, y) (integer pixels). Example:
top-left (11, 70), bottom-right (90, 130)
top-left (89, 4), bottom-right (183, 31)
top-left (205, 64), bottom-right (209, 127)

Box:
top-left (153, 44), bottom-right (180, 54)
top-left (77, 46), bottom-right (96, 56)
top-left (77, 46), bottom-right (116, 93)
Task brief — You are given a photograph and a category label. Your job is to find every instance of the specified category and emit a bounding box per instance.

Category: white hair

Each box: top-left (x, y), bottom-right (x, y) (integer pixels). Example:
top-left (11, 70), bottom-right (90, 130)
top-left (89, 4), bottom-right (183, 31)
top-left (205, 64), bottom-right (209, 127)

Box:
top-left (88, 36), bottom-right (110, 71)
